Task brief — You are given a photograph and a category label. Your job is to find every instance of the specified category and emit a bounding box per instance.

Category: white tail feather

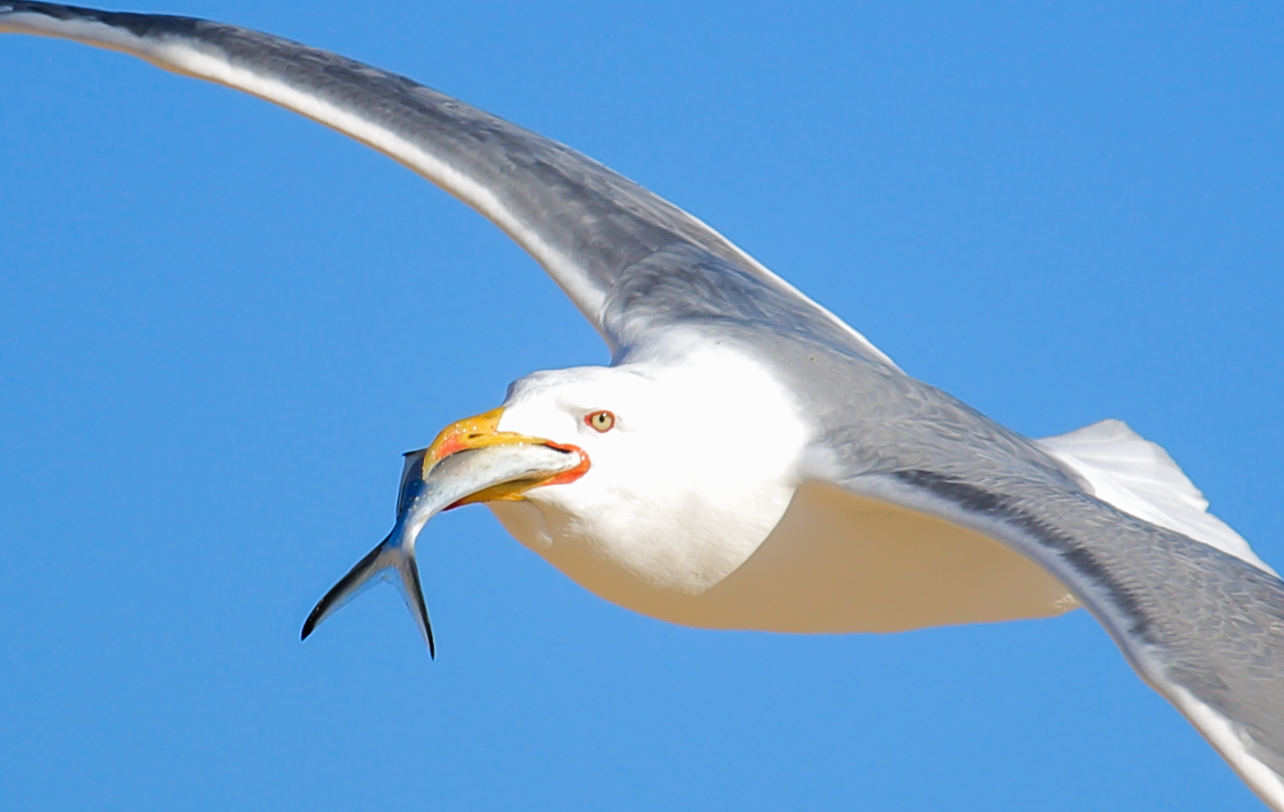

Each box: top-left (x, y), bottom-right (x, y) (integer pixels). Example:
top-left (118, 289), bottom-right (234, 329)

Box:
top-left (1036, 419), bottom-right (1275, 576)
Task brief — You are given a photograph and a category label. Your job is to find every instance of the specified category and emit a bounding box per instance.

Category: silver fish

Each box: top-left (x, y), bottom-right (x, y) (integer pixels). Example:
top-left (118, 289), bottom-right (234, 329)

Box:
top-left (300, 443), bottom-right (579, 656)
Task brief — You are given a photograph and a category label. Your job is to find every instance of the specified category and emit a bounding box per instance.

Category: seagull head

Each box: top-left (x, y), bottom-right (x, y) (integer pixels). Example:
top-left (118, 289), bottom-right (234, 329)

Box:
top-left (434, 349), bottom-right (811, 603)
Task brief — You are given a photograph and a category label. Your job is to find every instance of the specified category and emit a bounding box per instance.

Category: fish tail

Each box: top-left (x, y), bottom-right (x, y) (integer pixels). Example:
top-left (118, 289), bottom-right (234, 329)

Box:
top-left (300, 533), bottom-right (436, 658)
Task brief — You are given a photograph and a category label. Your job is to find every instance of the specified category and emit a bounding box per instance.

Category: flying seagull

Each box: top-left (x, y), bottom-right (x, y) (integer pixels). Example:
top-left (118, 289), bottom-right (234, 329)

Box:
top-left (4, 3), bottom-right (1283, 808)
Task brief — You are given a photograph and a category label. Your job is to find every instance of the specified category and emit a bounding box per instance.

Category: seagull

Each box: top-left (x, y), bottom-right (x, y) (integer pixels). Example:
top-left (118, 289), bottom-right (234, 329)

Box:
top-left (4, 2), bottom-right (1283, 808)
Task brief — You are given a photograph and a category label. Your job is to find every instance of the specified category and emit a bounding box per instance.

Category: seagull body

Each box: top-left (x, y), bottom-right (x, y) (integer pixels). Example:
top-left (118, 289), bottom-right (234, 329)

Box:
top-left (490, 333), bottom-right (1079, 634)
top-left (4, 3), bottom-right (1284, 808)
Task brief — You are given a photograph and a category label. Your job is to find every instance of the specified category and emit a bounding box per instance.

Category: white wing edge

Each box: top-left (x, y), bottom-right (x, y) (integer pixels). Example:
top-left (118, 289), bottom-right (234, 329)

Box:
top-left (1036, 419), bottom-right (1276, 575)
top-left (0, 6), bottom-right (900, 370)
top-left (1169, 683), bottom-right (1284, 810)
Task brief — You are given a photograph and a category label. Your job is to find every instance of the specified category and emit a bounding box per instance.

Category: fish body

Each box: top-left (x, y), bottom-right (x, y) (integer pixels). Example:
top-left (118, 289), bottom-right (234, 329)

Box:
top-left (302, 443), bottom-right (579, 656)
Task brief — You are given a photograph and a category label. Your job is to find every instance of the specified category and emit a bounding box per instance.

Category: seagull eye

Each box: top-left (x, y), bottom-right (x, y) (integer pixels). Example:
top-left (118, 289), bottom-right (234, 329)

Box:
top-left (585, 410), bottom-right (616, 433)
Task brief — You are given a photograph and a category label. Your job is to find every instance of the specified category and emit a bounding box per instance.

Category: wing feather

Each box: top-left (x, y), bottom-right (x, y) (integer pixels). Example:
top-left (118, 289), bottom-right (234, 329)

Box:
top-left (0, 1), bottom-right (893, 364)
top-left (839, 456), bottom-right (1284, 811)
top-left (767, 335), bottom-right (1284, 810)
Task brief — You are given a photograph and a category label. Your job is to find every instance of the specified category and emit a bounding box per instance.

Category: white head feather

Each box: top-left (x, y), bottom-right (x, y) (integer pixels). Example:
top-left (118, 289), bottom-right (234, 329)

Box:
top-left (491, 345), bottom-right (810, 602)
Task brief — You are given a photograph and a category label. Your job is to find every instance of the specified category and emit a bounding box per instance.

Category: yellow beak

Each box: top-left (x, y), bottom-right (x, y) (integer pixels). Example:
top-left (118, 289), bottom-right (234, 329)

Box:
top-left (419, 407), bottom-right (588, 507)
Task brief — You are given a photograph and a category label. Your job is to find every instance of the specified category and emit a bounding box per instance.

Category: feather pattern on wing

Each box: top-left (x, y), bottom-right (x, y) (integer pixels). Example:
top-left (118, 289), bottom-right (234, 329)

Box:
top-left (0, 1), bottom-right (893, 367)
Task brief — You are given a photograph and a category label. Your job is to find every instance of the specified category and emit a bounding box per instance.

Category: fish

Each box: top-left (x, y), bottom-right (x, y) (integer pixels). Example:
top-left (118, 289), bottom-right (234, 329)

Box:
top-left (300, 442), bottom-right (580, 657)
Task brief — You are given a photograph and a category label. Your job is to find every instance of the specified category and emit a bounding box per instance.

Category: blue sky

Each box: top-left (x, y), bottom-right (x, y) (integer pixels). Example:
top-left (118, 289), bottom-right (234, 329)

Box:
top-left (2, 2), bottom-right (1282, 809)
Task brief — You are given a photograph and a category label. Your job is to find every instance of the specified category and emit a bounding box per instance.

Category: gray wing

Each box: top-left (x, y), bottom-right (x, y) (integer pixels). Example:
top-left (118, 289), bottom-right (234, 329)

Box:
top-left (0, 1), bottom-right (893, 366)
top-left (773, 333), bottom-right (1284, 809)
top-left (861, 467), bottom-right (1284, 809)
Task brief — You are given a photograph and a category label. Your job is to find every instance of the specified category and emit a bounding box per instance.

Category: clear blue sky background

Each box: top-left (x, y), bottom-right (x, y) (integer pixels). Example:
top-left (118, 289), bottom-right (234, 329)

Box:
top-left (2, 2), bottom-right (1282, 810)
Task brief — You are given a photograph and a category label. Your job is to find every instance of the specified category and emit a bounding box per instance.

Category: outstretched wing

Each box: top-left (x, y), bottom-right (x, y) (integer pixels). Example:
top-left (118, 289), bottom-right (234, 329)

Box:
top-left (808, 364), bottom-right (1284, 810)
top-left (0, 1), bottom-right (892, 365)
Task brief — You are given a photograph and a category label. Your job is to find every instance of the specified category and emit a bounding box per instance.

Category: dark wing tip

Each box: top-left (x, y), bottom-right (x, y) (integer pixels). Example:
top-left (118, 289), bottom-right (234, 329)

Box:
top-left (0, 2), bottom-right (204, 36)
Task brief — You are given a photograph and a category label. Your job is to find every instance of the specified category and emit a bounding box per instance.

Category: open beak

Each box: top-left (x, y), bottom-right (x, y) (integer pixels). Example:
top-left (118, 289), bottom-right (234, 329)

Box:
top-left (415, 407), bottom-right (589, 507)
top-left (300, 407), bottom-right (587, 657)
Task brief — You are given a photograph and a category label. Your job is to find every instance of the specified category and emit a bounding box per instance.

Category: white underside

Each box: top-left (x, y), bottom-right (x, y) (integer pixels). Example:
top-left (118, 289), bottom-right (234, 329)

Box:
top-left (492, 480), bottom-right (1077, 633)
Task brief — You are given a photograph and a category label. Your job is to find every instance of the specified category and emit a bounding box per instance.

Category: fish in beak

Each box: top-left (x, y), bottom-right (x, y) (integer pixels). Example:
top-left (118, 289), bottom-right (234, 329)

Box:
top-left (300, 409), bottom-right (587, 657)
